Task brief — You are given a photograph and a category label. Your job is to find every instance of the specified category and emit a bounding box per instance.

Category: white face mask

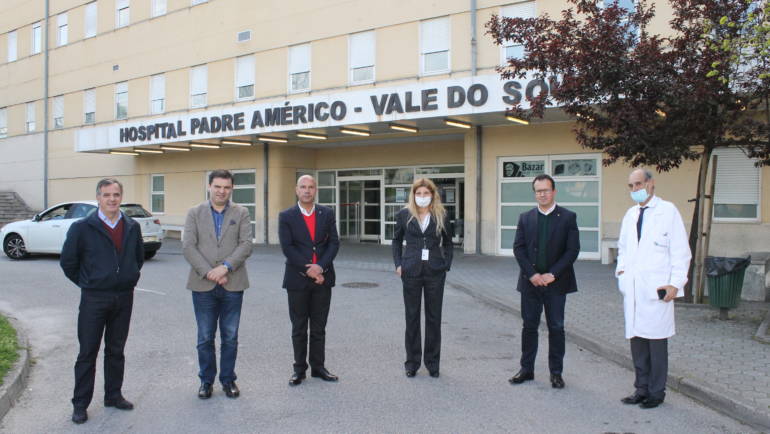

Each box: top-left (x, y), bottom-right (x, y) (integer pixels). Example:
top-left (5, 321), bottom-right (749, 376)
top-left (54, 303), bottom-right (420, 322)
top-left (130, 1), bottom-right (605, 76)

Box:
top-left (415, 196), bottom-right (432, 208)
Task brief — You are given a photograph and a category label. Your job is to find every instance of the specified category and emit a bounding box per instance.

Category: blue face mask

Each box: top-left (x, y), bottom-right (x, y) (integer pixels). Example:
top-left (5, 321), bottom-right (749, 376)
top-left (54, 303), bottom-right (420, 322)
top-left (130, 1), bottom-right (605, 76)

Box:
top-left (630, 188), bottom-right (649, 203)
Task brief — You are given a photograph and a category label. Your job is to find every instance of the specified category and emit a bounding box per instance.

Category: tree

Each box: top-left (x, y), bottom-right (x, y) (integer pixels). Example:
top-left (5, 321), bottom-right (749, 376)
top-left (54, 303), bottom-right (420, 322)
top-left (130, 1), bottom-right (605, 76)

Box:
top-left (486, 0), bottom-right (770, 302)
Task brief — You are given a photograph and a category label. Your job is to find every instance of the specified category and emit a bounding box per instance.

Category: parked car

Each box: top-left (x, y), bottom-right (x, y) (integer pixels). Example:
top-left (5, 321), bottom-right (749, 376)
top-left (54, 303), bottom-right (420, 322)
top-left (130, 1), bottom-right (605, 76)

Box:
top-left (1, 201), bottom-right (163, 260)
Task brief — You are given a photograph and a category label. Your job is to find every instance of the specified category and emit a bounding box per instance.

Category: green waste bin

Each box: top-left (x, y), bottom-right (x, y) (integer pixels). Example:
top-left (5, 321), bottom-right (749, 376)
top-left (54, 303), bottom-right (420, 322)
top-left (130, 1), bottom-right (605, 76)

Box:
top-left (705, 256), bottom-right (751, 319)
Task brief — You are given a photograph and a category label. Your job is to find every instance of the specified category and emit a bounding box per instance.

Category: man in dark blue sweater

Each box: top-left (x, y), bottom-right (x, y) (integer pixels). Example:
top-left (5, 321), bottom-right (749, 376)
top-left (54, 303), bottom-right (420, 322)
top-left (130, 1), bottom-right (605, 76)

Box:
top-left (60, 178), bottom-right (144, 425)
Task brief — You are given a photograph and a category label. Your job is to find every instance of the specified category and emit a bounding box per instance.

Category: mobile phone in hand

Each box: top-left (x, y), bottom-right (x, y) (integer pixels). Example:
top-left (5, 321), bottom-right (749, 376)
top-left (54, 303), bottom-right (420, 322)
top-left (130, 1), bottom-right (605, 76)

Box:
top-left (657, 289), bottom-right (667, 300)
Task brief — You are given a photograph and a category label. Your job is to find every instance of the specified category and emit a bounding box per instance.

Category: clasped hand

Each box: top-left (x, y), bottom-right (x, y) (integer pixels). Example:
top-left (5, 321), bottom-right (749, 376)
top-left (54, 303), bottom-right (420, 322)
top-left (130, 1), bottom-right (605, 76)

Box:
top-left (305, 263), bottom-right (325, 285)
top-left (206, 264), bottom-right (229, 286)
top-left (529, 272), bottom-right (555, 287)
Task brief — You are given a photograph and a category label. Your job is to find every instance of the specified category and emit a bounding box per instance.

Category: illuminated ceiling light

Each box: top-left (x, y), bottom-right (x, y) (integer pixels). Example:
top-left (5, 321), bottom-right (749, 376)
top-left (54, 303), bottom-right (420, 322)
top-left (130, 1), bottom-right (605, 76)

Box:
top-left (444, 119), bottom-right (472, 129)
top-left (389, 123), bottom-right (418, 133)
top-left (257, 136), bottom-right (288, 143)
top-left (109, 151), bottom-right (139, 156)
top-left (189, 142), bottom-right (221, 149)
top-left (160, 145), bottom-right (191, 151)
top-left (221, 139), bottom-right (252, 146)
top-left (134, 148), bottom-right (164, 154)
top-left (339, 127), bottom-right (370, 137)
top-left (296, 132), bottom-right (327, 140)
top-left (505, 115), bottom-right (530, 125)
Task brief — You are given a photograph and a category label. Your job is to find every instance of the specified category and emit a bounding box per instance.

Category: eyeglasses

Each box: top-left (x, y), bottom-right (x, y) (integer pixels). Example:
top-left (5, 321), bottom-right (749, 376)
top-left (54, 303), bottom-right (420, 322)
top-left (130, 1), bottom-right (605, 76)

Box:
top-left (534, 189), bottom-right (553, 196)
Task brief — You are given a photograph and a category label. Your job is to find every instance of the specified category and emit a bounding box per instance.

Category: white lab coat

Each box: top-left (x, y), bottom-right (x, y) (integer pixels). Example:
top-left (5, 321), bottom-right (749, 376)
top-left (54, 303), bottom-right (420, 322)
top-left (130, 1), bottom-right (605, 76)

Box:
top-left (616, 195), bottom-right (691, 339)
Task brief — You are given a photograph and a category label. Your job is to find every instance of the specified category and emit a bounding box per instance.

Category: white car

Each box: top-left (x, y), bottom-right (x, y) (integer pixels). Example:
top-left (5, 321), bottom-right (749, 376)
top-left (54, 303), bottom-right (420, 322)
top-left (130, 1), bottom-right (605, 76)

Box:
top-left (1, 201), bottom-right (163, 260)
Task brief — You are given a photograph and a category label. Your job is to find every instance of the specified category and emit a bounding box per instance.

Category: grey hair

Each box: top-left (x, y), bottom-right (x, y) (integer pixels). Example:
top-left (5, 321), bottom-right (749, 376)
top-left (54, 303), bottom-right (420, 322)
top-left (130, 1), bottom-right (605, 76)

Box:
top-left (632, 168), bottom-right (654, 181)
top-left (96, 177), bottom-right (123, 195)
top-left (296, 174), bottom-right (316, 187)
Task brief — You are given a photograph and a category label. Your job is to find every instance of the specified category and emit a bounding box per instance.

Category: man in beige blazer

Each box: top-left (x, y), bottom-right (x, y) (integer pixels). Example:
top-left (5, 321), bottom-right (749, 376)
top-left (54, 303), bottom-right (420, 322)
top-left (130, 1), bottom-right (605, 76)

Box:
top-left (183, 169), bottom-right (253, 400)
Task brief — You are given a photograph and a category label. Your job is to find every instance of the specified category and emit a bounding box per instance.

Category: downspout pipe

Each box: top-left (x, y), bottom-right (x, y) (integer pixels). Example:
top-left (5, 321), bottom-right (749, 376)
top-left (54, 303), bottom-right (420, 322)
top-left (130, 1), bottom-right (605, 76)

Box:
top-left (263, 142), bottom-right (269, 244)
top-left (43, 0), bottom-right (50, 208)
top-left (475, 126), bottom-right (482, 255)
top-left (471, 0), bottom-right (477, 76)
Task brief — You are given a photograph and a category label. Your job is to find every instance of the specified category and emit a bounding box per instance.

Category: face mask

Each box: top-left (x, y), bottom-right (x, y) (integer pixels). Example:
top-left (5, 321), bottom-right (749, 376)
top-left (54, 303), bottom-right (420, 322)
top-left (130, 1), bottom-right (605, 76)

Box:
top-left (630, 188), bottom-right (649, 203)
top-left (415, 196), bottom-right (432, 208)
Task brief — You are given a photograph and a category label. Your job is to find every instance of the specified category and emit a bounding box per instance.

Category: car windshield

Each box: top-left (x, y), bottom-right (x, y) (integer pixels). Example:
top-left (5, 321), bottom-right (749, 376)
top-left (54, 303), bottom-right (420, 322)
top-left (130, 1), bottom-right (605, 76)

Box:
top-left (120, 204), bottom-right (152, 218)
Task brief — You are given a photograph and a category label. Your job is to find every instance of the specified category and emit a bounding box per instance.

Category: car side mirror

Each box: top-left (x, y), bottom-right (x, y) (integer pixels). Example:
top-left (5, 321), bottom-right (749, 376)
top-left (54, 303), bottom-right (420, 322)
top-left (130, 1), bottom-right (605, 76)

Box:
top-left (32, 214), bottom-right (41, 222)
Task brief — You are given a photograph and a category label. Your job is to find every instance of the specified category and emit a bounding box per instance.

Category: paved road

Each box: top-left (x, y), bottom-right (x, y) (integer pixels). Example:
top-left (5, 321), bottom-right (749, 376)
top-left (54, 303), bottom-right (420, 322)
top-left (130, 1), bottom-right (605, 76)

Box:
top-left (0, 244), bottom-right (756, 433)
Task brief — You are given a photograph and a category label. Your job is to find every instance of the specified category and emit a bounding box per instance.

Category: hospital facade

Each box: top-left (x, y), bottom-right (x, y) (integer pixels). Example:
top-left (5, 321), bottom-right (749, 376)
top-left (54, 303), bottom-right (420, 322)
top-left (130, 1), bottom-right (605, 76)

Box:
top-left (0, 0), bottom-right (767, 261)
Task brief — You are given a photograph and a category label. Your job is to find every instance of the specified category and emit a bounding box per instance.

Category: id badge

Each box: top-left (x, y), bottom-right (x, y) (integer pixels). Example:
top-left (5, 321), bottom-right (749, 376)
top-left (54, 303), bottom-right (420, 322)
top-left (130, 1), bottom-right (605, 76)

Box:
top-left (421, 249), bottom-right (429, 261)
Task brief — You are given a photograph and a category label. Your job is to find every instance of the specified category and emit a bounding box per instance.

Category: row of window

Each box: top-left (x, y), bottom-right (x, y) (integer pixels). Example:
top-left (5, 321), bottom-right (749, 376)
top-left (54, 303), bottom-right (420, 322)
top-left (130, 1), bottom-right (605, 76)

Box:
top-left (4, 0), bottom-right (209, 63)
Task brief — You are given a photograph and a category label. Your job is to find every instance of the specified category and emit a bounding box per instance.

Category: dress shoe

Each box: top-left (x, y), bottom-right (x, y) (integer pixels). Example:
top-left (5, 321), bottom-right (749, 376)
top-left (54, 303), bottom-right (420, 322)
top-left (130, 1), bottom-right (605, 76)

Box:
top-left (198, 382), bottom-right (213, 399)
top-left (222, 381), bottom-right (240, 398)
top-left (405, 370), bottom-right (416, 378)
top-left (429, 371), bottom-right (440, 378)
top-left (104, 396), bottom-right (134, 410)
top-left (508, 370), bottom-right (534, 384)
top-left (640, 397), bottom-right (664, 409)
top-left (620, 392), bottom-right (647, 405)
top-left (289, 372), bottom-right (306, 386)
top-left (311, 367), bottom-right (339, 382)
top-left (71, 408), bottom-right (88, 424)
top-left (550, 374), bottom-right (565, 389)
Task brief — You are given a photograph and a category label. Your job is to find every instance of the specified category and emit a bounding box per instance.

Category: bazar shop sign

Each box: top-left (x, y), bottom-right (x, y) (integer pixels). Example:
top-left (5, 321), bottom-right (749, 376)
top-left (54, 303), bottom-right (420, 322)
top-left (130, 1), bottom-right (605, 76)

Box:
top-left (76, 73), bottom-right (558, 151)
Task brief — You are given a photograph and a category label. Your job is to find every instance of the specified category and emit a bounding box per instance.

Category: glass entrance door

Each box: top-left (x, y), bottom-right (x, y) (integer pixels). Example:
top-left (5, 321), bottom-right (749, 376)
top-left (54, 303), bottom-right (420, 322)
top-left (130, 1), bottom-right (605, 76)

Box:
top-left (339, 179), bottom-right (381, 242)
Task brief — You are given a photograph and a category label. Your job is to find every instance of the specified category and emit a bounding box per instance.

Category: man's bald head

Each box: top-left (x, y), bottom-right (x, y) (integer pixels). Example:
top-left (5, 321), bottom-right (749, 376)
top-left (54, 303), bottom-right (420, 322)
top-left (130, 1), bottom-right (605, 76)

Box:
top-left (296, 175), bottom-right (316, 187)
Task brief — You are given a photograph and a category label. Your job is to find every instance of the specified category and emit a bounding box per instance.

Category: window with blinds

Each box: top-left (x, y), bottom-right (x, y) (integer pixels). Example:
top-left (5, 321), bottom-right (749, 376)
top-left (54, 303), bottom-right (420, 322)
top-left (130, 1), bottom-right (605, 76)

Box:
top-left (713, 148), bottom-right (761, 220)
top-left (349, 31), bottom-right (375, 84)
top-left (152, 0), bottom-right (166, 17)
top-left (7, 31), bottom-right (17, 62)
top-left (53, 96), bottom-right (64, 129)
top-left (116, 0), bottom-right (130, 28)
top-left (84, 89), bottom-right (96, 124)
top-left (236, 56), bottom-right (255, 100)
top-left (420, 17), bottom-right (450, 75)
top-left (57, 13), bottom-right (68, 46)
top-left (150, 74), bottom-right (165, 114)
top-left (115, 82), bottom-right (128, 120)
top-left (190, 65), bottom-right (208, 108)
top-left (84, 3), bottom-right (97, 38)
top-left (289, 44), bottom-right (311, 92)
top-left (26, 103), bottom-right (35, 132)
top-left (500, 2), bottom-right (536, 62)
top-left (0, 108), bottom-right (7, 138)
top-left (32, 23), bottom-right (42, 54)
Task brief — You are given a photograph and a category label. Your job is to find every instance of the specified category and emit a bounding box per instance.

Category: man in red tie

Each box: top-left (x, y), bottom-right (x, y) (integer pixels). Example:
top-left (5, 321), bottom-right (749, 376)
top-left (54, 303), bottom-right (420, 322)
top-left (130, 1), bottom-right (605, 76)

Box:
top-left (278, 175), bottom-right (340, 386)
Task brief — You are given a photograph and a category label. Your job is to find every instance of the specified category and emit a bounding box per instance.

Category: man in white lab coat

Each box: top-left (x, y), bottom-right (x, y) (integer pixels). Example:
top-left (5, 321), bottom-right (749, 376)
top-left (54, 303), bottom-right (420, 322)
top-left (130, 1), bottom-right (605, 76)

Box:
top-left (615, 168), bottom-right (691, 409)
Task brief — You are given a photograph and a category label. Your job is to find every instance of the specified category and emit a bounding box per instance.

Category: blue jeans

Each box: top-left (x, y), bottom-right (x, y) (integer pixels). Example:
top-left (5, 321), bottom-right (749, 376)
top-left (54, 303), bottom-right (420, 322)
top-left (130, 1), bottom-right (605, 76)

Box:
top-left (192, 285), bottom-right (243, 384)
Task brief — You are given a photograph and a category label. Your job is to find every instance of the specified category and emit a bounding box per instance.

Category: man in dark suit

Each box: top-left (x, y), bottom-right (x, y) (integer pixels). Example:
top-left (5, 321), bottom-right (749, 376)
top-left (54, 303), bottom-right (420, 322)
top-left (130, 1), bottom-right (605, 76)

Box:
top-left (278, 175), bottom-right (340, 386)
top-left (510, 174), bottom-right (579, 389)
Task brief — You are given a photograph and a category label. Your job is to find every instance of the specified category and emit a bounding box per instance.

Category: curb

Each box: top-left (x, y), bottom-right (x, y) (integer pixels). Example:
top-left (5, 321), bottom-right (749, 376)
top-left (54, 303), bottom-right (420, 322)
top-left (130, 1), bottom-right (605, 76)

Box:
top-left (755, 309), bottom-right (770, 345)
top-left (448, 281), bottom-right (770, 433)
top-left (0, 314), bottom-right (31, 422)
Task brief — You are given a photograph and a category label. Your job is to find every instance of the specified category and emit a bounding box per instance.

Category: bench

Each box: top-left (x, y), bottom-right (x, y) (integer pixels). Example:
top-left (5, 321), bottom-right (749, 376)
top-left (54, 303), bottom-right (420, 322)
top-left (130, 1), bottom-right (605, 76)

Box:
top-left (601, 238), bottom-right (618, 265)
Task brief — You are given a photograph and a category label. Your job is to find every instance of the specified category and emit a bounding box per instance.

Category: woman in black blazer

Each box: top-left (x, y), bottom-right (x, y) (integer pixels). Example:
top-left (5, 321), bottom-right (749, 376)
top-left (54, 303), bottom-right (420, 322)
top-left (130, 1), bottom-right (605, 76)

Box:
top-left (392, 178), bottom-right (453, 378)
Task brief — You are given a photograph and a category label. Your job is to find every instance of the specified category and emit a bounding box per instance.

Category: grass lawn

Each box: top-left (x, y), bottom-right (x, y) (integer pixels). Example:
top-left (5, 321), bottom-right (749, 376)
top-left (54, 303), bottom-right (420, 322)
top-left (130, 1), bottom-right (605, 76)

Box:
top-left (0, 314), bottom-right (19, 387)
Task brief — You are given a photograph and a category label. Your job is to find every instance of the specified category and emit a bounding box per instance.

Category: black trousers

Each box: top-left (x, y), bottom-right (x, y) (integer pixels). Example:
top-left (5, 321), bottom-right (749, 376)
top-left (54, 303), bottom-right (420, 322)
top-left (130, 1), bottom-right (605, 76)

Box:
top-left (630, 337), bottom-right (668, 400)
top-left (520, 287), bottom-right (566, 374)
top-left (72, 289), bottom-right (134, 409)
top-left (402, 264), bottom-right (446, 373)
top-left (287, 282), bottom-right (332, 373)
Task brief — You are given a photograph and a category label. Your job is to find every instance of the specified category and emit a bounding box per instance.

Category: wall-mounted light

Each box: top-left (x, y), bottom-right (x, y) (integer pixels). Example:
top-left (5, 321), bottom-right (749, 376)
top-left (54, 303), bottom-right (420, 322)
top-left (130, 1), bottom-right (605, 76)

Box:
top-left (340, 127), bottom-right (370, 137)
top-left (189, 142), bottom-right (221, 149)
top-left (444, 119), bottom-right (472, 129)
top-left (134, 148), bottom-right (164, 154)
top-left (389, 123), bottom-right (418, 133)
top-left (160, 145), bottom-right (191, 151)
top-left (109, 150), bottom-right (139, 156)
top-left (505, 115), bottom-right (530, 125)
top-left (257, 136), bottom-right (288, 143)
top-left (296, 132), bottom-right (327, 140)
top-left (221, 139), bottom-right (252, 146)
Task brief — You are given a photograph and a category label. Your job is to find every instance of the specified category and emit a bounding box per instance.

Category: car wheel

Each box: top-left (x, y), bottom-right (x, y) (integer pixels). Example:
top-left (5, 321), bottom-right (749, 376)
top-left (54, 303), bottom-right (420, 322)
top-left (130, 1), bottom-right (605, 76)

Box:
top-left (3, 234), bottom-right (29, 259)
top-left (144, 250), bottom-right (157, 260)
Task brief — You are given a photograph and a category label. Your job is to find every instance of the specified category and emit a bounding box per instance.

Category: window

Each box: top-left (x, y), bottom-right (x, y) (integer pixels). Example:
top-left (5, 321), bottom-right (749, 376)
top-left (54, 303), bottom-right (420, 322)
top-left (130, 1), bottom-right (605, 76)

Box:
top-left (53, 96), bottom-right (64, 128)
top-left (7, 31), bottom-right (17, 62)
top-left (0, 108), bottom-right (7, 138)
top-left (349, 31), bottom-right (375, 84)
top-left (116, 0), bottom-right (130, 28)
top-left (237, 30), bottom-right (251, 43)
top-left (115, 82), bottom-right (128, 119)
top-left (57, 13), bottom-right (68, 46)
top-left (420, 17), bottom-right (450, 75)
top-left (84, 3), bottom-right (97, 38)
top-left (26, 103), bottom-right (36, 132)
top-left (501, 2), bottom-right (536, 62)
top-left (84, 89), bottom-right (96, 124)
top-left (150, 74), bottom-right (165, 114)
top-left (713, 148), bottom-right (761, 221)
top-left (151, 0), bottom-right (167, 17)
top-left (191, 0), bottom-right (208, 5)
top-left (235, 55), bottom-right (255, 100)
top-left (31, 22), bottom-right (42, 54)
top-left (151, 174), bottom-right (164, 213)
top-left (288, 44), bottom-right (311, 92)
top-left (190, 65), bottom-right (207, 108)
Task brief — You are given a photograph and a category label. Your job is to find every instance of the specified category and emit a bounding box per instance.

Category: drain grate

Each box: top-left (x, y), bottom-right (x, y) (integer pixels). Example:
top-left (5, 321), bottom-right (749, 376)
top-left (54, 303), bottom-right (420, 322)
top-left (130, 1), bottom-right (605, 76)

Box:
top-left (341, 282), bottom-right (379, 289)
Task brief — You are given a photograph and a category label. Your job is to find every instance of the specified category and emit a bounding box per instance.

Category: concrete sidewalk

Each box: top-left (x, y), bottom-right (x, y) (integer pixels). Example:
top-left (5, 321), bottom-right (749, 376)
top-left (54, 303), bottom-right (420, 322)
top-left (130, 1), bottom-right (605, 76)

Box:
top-left (316, 242), bottom-right (770, 431)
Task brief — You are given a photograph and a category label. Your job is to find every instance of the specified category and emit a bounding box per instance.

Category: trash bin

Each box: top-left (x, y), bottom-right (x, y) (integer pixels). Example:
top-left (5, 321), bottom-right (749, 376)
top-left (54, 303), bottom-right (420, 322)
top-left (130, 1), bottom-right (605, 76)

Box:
top-left (705, 256), bottom-right (751, 319)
